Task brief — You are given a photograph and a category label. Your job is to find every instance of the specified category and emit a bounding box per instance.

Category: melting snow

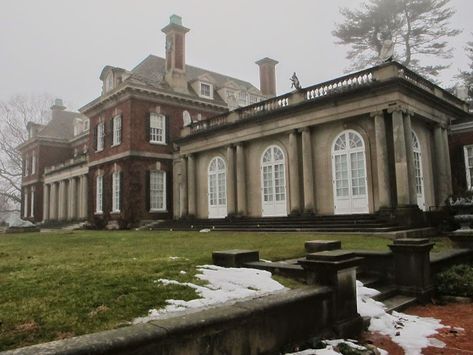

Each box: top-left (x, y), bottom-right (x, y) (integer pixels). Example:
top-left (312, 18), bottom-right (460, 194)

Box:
top-left (133, 265), bottom-right (286, 323)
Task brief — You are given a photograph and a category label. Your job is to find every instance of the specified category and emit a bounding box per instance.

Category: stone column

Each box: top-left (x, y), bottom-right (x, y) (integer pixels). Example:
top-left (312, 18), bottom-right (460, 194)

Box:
top-left (68, 177), bottom-right (77, 220)
top-left (434, 125), bottom-right (449, 205)
top-left (58, 180), bottom-right (67, 220)
top-left (288, 130), bottom-right (301, 214)
top-left (373, 111), bottom-right (391, 209)
top-left (187, 154), bottom-right (196, 218)
top-left (442, 127), bottom-right (453, 195)
top-left (301, 127), bottom-right (315, 213)
top-left (391, 108), bottom-right (410, 205)
top-left (43, 184), bottom-right (50, 222)
top-left (49, 182), bottom-right (58, 220)
top-left (403, 112), bottom-right (417, 205)
top-left (236, 143), bottom-right (247, 215)
top-left (179, 157), bottom-right (188, 218)
top-left (81, 175), bottom-right (88, 219)
top-left (226, 145), bottom-right (236, 216)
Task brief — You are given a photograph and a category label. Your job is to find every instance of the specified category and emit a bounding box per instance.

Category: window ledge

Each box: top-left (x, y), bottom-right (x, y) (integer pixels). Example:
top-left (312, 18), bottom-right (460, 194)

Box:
top-left (96, 148), bottom-right (104, 153)
top-left (111, 143), bottom-right (121, 148)
top-left (94, 211), bottom-right (103, 215)
top-left (110, 211), bottom-right (121, 215)
top-left (149, 141), bottom-right (167, 146)
top-left (149, 209), bottom-right (168, 213)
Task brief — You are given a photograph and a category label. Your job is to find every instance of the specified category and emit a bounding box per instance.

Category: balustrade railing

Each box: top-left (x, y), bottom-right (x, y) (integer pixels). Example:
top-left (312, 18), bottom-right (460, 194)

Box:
top-left (186, 62), bottom-right (464, 137)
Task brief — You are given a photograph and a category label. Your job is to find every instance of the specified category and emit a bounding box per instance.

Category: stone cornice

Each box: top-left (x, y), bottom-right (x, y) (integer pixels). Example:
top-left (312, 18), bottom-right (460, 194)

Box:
top-left (88, 150), bottom-right (173, 167)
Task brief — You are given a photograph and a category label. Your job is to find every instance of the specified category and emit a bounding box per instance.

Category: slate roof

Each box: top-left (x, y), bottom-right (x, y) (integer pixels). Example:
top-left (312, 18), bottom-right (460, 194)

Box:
top-left (36, 109), bottom-right (86, 141)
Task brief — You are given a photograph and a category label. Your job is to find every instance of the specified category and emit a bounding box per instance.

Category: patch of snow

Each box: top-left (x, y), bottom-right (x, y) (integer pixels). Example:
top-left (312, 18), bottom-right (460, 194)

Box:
top-left (7, 216), bottom-right (35, 227)
top-left (286, 339), bottom-right (387, 355)
top-left (133, 265), bottom-right (286, 324)
top-left (179, 270), bottom-right (187, 275)
top-left (199, 228), bottom-right (211, 233)
top-left (356, 281), bottom-right (445, 355)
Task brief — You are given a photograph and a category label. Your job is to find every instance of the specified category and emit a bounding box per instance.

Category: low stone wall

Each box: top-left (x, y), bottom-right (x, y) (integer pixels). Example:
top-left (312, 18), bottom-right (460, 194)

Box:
top-left (431, 249), bottom-right (473, 274)
top-left (3, 287), bottom-right (334, 355)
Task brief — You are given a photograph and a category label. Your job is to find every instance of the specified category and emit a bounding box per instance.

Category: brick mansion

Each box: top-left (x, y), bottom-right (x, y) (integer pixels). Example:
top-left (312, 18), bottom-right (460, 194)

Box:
top-left (18, 15), bottom-right (473, 229)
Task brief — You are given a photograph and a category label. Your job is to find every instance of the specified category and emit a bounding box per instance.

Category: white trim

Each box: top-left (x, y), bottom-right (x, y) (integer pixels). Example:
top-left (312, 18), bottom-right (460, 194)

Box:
top-left (96, 175), bottom-right (103, 214)
top-left (464, 145), bottom-right (473, 190)
top-left (23, 190), bottom-right (28, 218)
top-left (208, 157), bottom-right (227, 218)
top-left (112, 115), bottom-right (122, 146)
top-left (150, 113), bottom-right (166, 144)
top-left (150, 170), bottom-right (166, 212)
top-left (199, 82), bottom-right (213, 99)
top-left (30, 188), bottom-right (35, 217)
top-left (97, 122), bottom-right (105, 151)
top-left (412, 130), bottom-right (426, 211)
top-left (260, 145), bottom-right (287, 217)
top-left (112, 172), bottom-right (121, 213)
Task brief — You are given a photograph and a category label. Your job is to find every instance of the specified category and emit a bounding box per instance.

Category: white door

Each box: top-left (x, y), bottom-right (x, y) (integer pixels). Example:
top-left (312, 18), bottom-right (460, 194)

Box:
top-left (332, 130), bottom-right (369, 214)
top-left (208, 157), bottom-right (227, 218)
top-left (412, 131), bottom-right (426, 211)
top-left (261, 145), bottom-right (288, 217)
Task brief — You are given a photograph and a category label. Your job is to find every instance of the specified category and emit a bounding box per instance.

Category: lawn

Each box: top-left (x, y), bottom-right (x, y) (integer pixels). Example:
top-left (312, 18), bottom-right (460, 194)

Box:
top-left (0, 230), bottom-right (450, 351)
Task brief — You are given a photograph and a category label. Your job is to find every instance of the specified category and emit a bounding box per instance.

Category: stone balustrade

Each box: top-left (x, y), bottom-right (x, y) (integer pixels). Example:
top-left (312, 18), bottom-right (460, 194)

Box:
top-left (183, 62), bottom-right (467, 138)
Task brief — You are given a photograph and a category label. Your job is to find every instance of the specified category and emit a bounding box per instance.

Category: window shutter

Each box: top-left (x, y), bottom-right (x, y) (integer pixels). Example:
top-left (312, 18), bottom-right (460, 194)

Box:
top-left (146, 114), bottom-right (151, 142)
top-left (145, 170), bottom-right (150, 212)
top-left (165, 115), bottom-right (170, 144)
top-left (110, 118), bottom-right (114, 146)
top-left (93, 125), bottom-right (98, 150)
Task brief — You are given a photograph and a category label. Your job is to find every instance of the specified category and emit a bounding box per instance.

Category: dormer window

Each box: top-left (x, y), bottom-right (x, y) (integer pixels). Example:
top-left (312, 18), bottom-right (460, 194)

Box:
top-left (200, 82), bottom-right (213, 99)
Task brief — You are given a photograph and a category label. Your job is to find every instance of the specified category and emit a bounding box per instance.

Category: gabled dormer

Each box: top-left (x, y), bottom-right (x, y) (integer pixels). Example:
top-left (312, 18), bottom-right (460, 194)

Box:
top-left (99, 66), bottom-right (129, 95)
top-left (191, 73), bottom-right (217, 100)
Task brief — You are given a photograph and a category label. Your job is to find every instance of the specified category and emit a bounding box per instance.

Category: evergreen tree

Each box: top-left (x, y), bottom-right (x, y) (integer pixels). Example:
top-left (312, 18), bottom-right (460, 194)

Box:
top-left (333, 0), bottom-right (460, 78)
top-left (458, 38), bottom-right (473, 99)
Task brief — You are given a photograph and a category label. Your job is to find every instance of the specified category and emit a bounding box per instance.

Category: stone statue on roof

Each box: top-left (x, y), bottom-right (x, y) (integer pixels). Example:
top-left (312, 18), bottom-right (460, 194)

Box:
top-left (379, 31), bottom-right (394, 63)
top-left (290, 72), bottom-right (302, 90)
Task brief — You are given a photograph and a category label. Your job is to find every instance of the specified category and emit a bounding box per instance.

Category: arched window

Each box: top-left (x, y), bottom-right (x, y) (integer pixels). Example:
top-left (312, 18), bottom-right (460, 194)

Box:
top-left (412, 131), bottom-right (425, 210)
top-left (331, 130), bottom-right (369, 214)
top-left (208, 157), bottom-right (227, 218)
top-left (261, 145), bottom-right (287, 216)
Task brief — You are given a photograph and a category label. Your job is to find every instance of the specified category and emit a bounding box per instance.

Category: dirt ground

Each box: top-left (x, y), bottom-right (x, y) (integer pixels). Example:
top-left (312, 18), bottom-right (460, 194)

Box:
top-left (362, 302), bottom-right (473, 354)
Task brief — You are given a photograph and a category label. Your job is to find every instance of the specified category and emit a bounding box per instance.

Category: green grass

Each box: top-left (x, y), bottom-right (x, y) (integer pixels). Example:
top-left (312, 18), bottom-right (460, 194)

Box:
top-left (0, 230), bottom-right (446, 350)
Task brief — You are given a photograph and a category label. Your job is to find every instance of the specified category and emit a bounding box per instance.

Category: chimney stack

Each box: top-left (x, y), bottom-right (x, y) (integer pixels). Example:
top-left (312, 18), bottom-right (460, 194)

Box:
top-left (255, 57), bottom-right (279, 97)
top-left (162, 15), bottom-right (190, 94)
top-left (50, 98), bottom-right (66, 111)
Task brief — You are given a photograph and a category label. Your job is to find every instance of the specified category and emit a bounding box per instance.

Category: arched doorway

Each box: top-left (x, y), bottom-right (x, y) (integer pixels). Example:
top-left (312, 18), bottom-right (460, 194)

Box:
top-left (331, 130), bottom-right (369, 214)
top-left (412, 131), bottom-right (425, 211)
top-left (261, 145), bottom-right (287, 217)
top-left (208, 157), bottom-right (227, 218)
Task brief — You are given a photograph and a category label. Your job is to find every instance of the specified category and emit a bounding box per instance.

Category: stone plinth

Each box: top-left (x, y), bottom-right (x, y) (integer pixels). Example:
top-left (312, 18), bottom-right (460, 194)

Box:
top-left (389, 238), bottom-right (434, 299)
top-left (298, 250), bottom-right (363, 338)
top-left (305, 240), bottom-right (341, 253)
top-left (212, 250), bottom-right (260, 267)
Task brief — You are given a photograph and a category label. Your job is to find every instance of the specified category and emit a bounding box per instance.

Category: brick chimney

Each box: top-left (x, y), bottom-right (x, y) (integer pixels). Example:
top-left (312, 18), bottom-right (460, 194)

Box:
top-left (50, 98), bottom-right (66, 111)
top-left (255, 57), bottom-right (279, 97)
top-left (162, 15), bottom-right (190, 94)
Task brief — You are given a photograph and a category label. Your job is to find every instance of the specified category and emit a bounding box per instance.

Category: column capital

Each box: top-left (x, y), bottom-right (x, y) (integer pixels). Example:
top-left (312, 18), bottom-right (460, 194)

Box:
top-left (369, 110), bottom-right (384, 118)
top-left (298, 126), bottom-right (311, 133)
top-left (387, 104), bottom-right (408, 114)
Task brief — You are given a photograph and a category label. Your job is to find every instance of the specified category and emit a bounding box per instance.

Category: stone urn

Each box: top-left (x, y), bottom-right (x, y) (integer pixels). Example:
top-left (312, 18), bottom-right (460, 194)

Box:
top-left (448, 196), bottom-right (473, 249)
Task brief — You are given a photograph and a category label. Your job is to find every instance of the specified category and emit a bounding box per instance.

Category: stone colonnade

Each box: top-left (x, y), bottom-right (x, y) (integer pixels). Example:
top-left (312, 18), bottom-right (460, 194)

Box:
top-left (43, 175), bottom-right (88, 222)
top-left (177, 107), bottom-right (452, 218)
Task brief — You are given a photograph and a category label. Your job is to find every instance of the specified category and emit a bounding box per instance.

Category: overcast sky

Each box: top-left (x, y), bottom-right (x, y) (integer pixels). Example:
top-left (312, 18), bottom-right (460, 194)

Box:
top-left (0, 0), bottom-right (472, 111)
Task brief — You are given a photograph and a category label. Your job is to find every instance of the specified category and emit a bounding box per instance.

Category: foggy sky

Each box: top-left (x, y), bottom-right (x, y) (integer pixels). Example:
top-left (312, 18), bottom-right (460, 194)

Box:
top-left (1, 0), bottom-right (472, 111)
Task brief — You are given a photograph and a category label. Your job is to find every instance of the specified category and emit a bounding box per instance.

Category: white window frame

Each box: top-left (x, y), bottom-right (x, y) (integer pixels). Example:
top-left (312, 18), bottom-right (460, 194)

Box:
top-left (24, 154), bottom-right (29, 176)
top-left (239, 91), bottom-right (248, 106)
top-left (97, 122), bottom-right (105, 151)
top-left (150, 171), bottom-right (166, 212)
top-left (150, 113), bottom-right (166, 145)
top-left (31, 152), bottom-right (36, 174)
top-left (112, 172), bottom-right (121, 213)
top-left (95, 175), bottom-right (103, 214)
top-left (199, 82), bottom-right (213, 99)
top-left (464, 145), bottom-right (473, 190)
top-left (112, 115), bottom-right (121, 146)
top-left (30, 188), bottom-right (35, 218)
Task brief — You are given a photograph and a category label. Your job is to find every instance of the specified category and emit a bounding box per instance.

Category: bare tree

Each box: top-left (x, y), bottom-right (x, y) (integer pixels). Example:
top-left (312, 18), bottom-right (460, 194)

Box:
top-left (0, 94), bottom-right (52, 212)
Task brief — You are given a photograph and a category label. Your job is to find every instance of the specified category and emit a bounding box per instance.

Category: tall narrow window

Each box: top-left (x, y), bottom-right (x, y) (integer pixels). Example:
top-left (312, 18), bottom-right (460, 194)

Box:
top-left (30, 188), bottom-right (35, 218)
top-left (464, 145), bottom-right (473, 190)
top-left (112, 172), bottom-right (121, 212)
top-left (23, 190), bottom-right (28, 218)
top-left (150, 113), bottom-right (165, 144)
top-left (24, 154), bottom-right (29, 176)
top-left (96, 175), bottom-right (103, 213)
top-left (31, 152), bottom-right (36, 174)
top-left (150, 171), bottom-right (166, 211)
top-left (97, 122), bottom-right (105, 151)
top-left (112, 115), bottom-right (121, 146)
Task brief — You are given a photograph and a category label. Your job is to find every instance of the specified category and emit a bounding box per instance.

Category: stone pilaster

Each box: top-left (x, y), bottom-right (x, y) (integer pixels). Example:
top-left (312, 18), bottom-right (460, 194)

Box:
top-left (58, 180), bottom-right (67, 220)
top-left (43, 184), bottom-right (50, 222)
top-left (226, 145), bottom-right (236, 216)
top-left (403, 112), bottom-right (417, 205)
top-left (442, 127), bottom-right (453, 195)
top-left (288, 130), bottom-right (301, 214)
top-left (391, 107), bottom-right (410, 206)
top-left (236, 143), bottom-right (247, 216)
top-left (68, 177), bottom-right (77, 220)
top-left (179, 157), bottom-right (188, 218)
top-left (49, 182), bottom-right (58, 220)
top-left (372, 111), bottom-right (391, 209)
top-left (434, 125), bottom-right (449, 205)
top-left (81, 175), bottom-right (88, 219)
top-left (187, 154), bottom-right (196, 218)
top-left (301, 127), bottom-right (315, 213)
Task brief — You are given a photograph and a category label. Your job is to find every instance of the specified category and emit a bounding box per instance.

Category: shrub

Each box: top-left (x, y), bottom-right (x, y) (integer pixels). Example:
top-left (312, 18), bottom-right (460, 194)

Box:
top-left (435, 264), bottom-right (473, 297)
